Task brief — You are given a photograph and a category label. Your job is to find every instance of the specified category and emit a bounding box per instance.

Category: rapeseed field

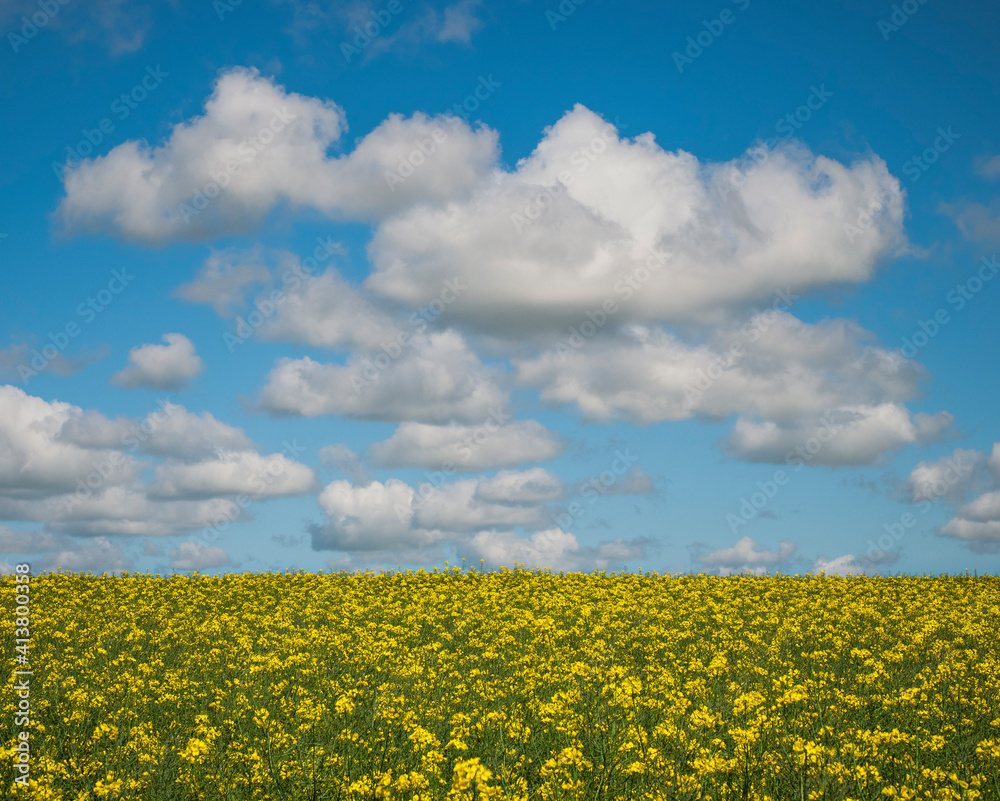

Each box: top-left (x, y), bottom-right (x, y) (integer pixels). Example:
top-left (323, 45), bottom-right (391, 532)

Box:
top-left (2, 568), bottom-right (999, 800)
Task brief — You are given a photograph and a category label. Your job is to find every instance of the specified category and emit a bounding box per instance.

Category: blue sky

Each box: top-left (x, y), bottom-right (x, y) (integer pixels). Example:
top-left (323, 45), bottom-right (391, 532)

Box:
top-left (1, 0), bottom-right (999, 576)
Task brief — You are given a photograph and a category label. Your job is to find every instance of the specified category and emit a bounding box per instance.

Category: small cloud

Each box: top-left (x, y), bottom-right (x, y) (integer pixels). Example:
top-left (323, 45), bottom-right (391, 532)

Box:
top-left (149, 450), bottom-right (315, 500)
top-left (437, 0), bottom-right (484, 44)
top-left (903, 448), bottom-right (980, 504)
top-left (174, 249), bottom-right (272, 316)
top-left (369, 419), bottom-right (566, 472)
top-left (899, 444), bottom-right (1000, 554)
top-left (612, 466), bottom-right (655, 495)
top-left (974, 154), bottom-right (1000, 181)
top-left (573, 465), bottom-right (655, 497)
top-left (325, 554), bottom-right (353, 571)
top-left (0, 526), bottom-right (61, 554)
top-left (812, 554), bottom-right (878, 576)
top-left (311, 468), bottom-right (565, 553)
top-left (460, 529), bottom-right (656, 571)
top-left (319, 444), bottom-right (372, 485)
top-left (474, 468), bottom-right (563, 504)
top-left (342, 0), bottom-right (485, 62)
top-left (42, 537), bottom-right (133, 574)
top-left (0, 527), bottom-right (140, 576)
top-left (691, 535), bottom-right (796, 575)
top-left (169, 541), bottom-right (229, 571)
top-left (112, 333), bottom-right (205, 391)
top-left (0, 0), bottom-right (152, 55)
top-left (939, 199), bottom-right (1000, 244)
top-left (272, 534), bottom-right (306, 547)
top-left (0, 339), bottom-right (109, 379)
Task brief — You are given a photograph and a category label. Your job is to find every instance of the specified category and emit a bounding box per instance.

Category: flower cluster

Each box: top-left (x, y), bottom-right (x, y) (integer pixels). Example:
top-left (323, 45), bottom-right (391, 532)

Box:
top-left (1, 568), bottom-right (997, 799)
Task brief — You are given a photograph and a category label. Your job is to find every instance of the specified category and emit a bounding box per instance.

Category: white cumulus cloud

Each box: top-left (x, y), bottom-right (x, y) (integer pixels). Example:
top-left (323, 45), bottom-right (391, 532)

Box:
top-left (0, 385), bottom-right (314, 539)
top-left (460, 529), bottom-right (653, 571)
top-left (257, 331), bottom-right (506, 423)
top-left (369, 418), bottom-right (565, 471)
top-left (923, 444), bottom-right (1000, 553)
top-left (111, 333), bottom-right (204, 391)
top-left (812, 554), bottom-right (878, 576)
top-left (692, 536), bottom-right (797, 575)
top-left (365, 105), bottom-right (906, 337)
top-left (149, 451), bottom-right (315, 499)
top-left (57, 68), bottom-right (498, 243)
top-left (170, 541), bottom-right (230, 571)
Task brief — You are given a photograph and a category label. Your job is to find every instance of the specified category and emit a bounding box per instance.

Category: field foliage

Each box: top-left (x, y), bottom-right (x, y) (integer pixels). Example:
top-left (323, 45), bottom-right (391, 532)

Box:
top-left (2, 569), bottom-right (999, 800)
